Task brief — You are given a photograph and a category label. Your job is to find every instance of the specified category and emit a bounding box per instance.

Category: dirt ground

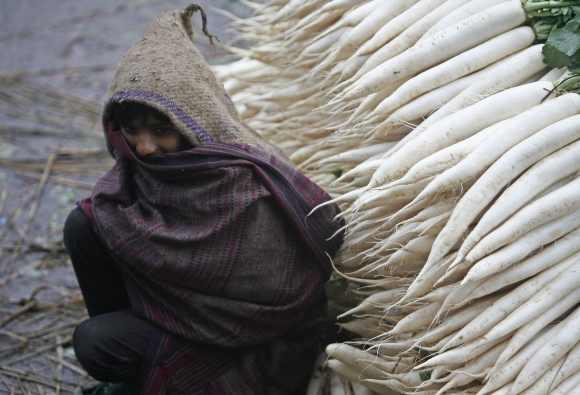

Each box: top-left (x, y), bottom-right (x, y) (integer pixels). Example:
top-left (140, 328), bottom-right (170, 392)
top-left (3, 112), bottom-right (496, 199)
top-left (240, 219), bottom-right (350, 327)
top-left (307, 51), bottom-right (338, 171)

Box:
top-left (0, 1), bottom-right (248, 393)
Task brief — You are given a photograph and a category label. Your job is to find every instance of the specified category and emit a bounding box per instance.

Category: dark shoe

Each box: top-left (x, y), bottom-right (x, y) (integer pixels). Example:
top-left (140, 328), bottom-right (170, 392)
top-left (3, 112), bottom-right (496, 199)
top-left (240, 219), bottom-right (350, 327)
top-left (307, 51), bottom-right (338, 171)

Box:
top-left (74, 382), bottom-right (138, 395)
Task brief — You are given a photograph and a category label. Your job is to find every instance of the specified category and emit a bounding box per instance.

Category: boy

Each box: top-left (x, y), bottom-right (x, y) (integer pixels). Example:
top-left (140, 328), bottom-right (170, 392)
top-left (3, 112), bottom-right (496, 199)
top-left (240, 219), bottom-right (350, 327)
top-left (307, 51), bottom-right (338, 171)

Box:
top-left (65, 4), bottom-right (343, 394)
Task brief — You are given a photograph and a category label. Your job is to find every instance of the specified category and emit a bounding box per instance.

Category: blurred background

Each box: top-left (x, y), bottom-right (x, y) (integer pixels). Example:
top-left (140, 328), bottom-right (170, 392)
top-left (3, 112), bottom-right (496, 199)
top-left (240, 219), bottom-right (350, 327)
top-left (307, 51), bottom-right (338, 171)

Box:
top-left (0, 1), bottom-right (247, 393)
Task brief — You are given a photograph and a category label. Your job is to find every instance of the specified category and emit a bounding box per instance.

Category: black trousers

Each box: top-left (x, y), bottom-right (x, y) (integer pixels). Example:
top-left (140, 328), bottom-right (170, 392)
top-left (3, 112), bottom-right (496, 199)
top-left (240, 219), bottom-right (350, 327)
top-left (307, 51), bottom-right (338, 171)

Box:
top-left (64, 207), bottom-right (175, 386)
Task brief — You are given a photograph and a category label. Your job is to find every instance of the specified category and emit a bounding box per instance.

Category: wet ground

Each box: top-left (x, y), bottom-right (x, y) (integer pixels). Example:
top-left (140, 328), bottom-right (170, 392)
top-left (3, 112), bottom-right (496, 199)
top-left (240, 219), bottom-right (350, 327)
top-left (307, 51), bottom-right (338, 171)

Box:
top-left (0, 1), bottom-right (248, 393)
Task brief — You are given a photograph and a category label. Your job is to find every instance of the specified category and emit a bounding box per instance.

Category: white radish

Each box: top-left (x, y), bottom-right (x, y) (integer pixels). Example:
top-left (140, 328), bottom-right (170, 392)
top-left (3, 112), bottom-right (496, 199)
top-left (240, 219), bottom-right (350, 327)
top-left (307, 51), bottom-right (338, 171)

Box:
top-left (318, 0), bottom-right (368, 14)
top-left (319, 142), bottom-right (396, 165)
top-left (305, 0), bottom-right (380, 49)
top-left (343, 84), bottom-right (404, 126)
top-left (434, 342), bottom-right (507, 395)
top-left (390, 301), bottom-right (442, 335)
top-left (374, 339), bottom-right (417, 356)
top-left (372, 27), bottom-right (535, 119)
top-left (482, 262), bottom-right (580, 345)
top-left (288, 9), bottom-right (346, 44)
top-left (551, 371), bottom-right (580, 395)
top-left (385, 71), bottom-right (480, 127)
top-left (437, 280), bottom-right (482, 315)
top-left (540, 67), bottom-right (567, 82)
top-left (519, 358), bottom-right (566, 395)
top-left (269, 0), bottom-right (316, 23)
top-left (440, 114), bottom-right (580, 267)
top-left (364, 223), bottom-right (422, 260)
top-left (417, 295), bottom-right (500, 346)
top-left (481, 322), bottom-right (565, 394)
top-left (443, 257), bottom-right (576, 350)
top-left (213, 58), bottom-right (271, 81)
top-left (466, 239), bottom-right (580, 307)
top-left (338, 288), bottom-right (406, 319)
top-left (326, 343), bottom-right (411, 374)
top-left (423, 94), bottom-right (580, 267)
top-left (369, 81), bottom-right (553, 187)
top-left (487, 387), bottom-right (510, 395)
top-left (387, 123), bottom-right (498, 189)
top-left (403, 253), bottom-right (456, 301)
top-left (364, 370), bottom-right (426, 391)
top-left (467, 175), bottom-right (580, 264)
top-left (318, 0), bottom-right (419, 67)
top-left (463, 211), bottom-right (580, 284)
top-left (352, 178), bottom-right (432, 211)
top-left (511, 304), bottom-right (580, 394)
top-left (496, 285), bottom-right (580, 367)
top-left (301, 27), bottom-right (352, 56)
top-left (416, 336), bottom-right (506, 370)
top-left (357, 0), bottom-right (447, 56)
top-left (417, 284), bottom-right (455, 304)
top-left (418, 0), bottom-right (509, 44)
top-left (459, 139), bottom-right (580, 258)
top-left (355, 0), bottom-right (466, 77)
top-left (223, 78), bottom-right (251, 96)
top-left (326, 359), bottom-right (396, 393)
top-left (553, 341), bottom-right (580, 390)
top-left (430, 44), bottom-right (547, 123)
top-left (343, 0), bottom-right (527, 99)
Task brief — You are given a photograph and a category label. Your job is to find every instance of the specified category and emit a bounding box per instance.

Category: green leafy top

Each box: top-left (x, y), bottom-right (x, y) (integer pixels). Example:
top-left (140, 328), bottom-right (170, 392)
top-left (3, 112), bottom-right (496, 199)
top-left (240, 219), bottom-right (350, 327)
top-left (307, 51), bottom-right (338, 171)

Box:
top-left (523, 1), bottom-right (580, 71)
top-left (543, 16), bottom-right (580, 71)
top-left (554, 73), bottom-right (580, 94)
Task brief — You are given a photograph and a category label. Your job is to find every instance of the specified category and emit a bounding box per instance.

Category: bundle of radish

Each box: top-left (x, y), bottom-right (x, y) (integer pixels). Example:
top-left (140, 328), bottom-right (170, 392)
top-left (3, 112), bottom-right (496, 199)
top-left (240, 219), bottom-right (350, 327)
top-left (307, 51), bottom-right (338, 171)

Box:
top-left (315, 0), bottom-right (579, 271)
top-left (322, 26), bottom-right (580, 395)
top-left (325, 79), bottom-right (580, 393)
top-left (216, 2), bottom-right (580, 394)
top-left (215, 0), bottom-right (576, 197)
top-left (325, 0), bottom-right (577, 197)
top-left (328, 171), bottom-right (580, 394)
top-left (335, 0), bottom-right (571, 121)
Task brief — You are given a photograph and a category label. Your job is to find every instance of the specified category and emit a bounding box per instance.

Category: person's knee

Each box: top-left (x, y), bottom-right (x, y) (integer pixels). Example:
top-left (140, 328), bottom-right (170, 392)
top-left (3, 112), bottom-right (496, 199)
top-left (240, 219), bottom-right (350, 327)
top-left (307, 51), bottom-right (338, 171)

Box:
top-left (74, 315), bottom-right (127, 381)
top-left (73, 312), bottom-right (146, 383)
top-left (63, 207), bottom-right (92, 255)
top-left (73, 317), bottom-right (112, 381)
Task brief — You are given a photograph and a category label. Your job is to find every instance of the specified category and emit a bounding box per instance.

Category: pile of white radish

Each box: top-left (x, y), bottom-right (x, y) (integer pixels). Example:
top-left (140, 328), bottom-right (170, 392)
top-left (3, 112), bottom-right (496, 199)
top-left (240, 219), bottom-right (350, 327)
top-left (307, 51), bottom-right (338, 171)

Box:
top-left (216, 0), bottom-right (580, 394)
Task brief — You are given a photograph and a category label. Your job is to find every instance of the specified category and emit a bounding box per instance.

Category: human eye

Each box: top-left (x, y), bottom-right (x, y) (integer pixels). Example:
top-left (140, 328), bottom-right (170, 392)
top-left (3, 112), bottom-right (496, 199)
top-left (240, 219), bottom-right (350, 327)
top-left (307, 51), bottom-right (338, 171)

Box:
top-left (152, 125), bottom-right (179, 137)
top-left (152, 128), bottom-right (168, 137)
top-left (121, 126), bottom-right (137, 136)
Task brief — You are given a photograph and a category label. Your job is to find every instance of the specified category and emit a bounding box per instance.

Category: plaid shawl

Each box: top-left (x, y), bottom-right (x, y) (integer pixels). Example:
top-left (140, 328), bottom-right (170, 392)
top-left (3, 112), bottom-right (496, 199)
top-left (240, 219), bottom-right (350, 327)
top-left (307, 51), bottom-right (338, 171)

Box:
top-left (82, 126), bottom-right (343, 393)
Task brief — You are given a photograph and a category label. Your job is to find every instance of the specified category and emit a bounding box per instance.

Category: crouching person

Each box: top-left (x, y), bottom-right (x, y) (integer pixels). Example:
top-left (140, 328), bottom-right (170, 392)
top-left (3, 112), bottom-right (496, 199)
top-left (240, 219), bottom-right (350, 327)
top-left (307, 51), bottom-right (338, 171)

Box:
top-left (63, 4), bottom-right (343, 395)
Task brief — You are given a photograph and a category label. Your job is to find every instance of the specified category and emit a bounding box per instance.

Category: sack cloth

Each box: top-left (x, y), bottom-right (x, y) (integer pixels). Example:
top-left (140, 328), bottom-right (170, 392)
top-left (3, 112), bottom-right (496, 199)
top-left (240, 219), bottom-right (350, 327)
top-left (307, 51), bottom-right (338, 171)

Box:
top-left (81, 4), bottom-right (344, 394)
top-left (102, 4), bottom-right (279, 152)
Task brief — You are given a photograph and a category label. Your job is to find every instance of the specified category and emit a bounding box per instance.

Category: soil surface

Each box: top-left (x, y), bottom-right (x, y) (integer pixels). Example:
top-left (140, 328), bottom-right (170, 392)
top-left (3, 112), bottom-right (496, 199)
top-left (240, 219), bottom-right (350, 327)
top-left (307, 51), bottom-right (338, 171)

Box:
top-left (0, 1), bottom-right (247, 393)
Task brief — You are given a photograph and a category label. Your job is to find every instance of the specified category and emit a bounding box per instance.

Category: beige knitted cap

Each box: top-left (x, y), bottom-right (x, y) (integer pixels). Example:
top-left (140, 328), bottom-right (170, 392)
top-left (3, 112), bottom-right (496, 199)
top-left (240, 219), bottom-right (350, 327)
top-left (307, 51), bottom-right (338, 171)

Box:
top-left (103, 4), bottom-right (276, 153)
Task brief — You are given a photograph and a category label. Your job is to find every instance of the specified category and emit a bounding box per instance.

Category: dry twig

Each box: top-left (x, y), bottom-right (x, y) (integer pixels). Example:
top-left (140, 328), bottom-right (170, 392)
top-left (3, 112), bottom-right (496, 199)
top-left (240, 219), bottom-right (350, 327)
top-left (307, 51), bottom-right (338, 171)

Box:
top-left (0, 366), bottom-right (75, 393)
top-left (22, 152), bottom-right (58, 236)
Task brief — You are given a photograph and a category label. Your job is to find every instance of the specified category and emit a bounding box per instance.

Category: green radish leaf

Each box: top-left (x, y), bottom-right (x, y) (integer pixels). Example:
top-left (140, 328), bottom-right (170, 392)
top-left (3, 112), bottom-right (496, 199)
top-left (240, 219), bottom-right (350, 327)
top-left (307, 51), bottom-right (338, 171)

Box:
top-left (543, 16), bottom-right (580, 68)
top-left (419, 370), bottom-right (432, 381)
top-left (557, 74), bottom-right (580, 94)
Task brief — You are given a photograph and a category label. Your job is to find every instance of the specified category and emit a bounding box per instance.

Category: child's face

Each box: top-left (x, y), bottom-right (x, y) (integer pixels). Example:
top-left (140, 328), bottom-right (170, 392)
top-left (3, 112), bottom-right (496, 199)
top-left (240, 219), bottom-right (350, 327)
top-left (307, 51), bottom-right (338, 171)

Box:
top-left (120, 112), bottom-right (190, 158)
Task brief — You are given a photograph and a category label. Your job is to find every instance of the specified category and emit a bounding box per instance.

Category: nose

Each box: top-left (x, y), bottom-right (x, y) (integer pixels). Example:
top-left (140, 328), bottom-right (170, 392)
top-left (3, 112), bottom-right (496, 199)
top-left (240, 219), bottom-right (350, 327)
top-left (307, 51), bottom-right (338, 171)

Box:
top-left (135, 132), bottom-right (158, 157)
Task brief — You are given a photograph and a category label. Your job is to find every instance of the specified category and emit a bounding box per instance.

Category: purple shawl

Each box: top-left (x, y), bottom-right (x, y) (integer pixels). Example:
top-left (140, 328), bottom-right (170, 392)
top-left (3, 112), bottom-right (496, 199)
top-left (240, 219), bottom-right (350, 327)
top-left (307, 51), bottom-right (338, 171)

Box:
top-left (84, 127), bottom-right (343, 350)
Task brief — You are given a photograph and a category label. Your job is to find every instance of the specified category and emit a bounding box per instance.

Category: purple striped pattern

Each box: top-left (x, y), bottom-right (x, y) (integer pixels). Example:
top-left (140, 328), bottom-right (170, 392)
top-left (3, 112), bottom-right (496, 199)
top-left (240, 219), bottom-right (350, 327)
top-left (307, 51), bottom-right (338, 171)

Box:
top-left (86, 132), bottom-right (343, 393)
top-left (110, 90), bottom-right (214, 144)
